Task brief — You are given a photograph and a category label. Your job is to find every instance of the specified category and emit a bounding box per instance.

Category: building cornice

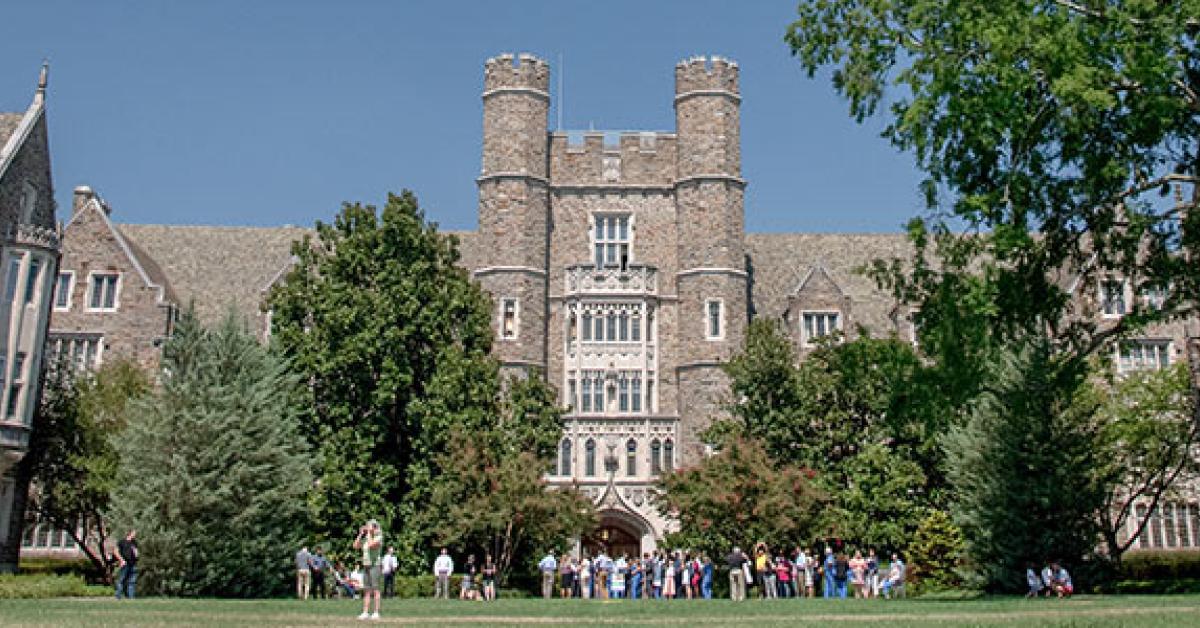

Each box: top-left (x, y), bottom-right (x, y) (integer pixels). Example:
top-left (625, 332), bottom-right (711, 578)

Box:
top-left (675, 174), bottom-right (746, 188)
top-left (674, 89), bottom-right (741, 105)
top-left (473, 265), bottom-right (547, 278)
top-left (482, 86), bottom-right (550, 101)
top-left (676, 267), bottom-right (748, 279)
top-left (551, 183), bottom-right (674, 194)
top-left (477, 172), bottom-right (550, 186)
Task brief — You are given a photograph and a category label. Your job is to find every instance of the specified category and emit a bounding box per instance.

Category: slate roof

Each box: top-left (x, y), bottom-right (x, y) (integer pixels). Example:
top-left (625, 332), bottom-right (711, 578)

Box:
top-left (118, 224), bottom-right (309, 328)
top-left (745, 233), bottom-right (914, 335)
top-left (0, 113), bottom-right (21, 148)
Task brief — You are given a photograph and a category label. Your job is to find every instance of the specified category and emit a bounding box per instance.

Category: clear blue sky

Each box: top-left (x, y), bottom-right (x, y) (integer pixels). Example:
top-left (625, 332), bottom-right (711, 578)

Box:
top-left (0, 0), bottom-right (924, 233)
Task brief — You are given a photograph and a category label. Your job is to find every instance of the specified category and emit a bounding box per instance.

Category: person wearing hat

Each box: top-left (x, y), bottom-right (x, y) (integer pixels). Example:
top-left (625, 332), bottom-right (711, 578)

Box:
top-left (354, 519), bottom-right (384, 620)
top-left (538, 550), bottom-right (558, 599)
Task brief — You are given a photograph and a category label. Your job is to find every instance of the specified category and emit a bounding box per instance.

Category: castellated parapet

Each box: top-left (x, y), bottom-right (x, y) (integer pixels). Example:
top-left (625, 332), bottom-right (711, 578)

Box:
top-left (674, 55), bottom-right (739, 96)
top-left (483, 53), bottom-right (551, 94)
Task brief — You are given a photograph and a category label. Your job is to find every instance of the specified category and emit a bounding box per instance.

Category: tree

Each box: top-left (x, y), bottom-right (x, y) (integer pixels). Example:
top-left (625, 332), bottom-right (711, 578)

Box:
top-left (832, 443), bottom-right (927, 554)
top-left (267, 191), bottom-right (496, 569)
top-left (788, 2), bottom-right (1200, 353)
top-left (109, 312), bottom-right (311, 597)
top-left (1089, 361), bottom-right (1200, 562)
top-left (421, 372), bottom-right (593, 582)
top-left (24, 360), bottom-right (149, 583)
top-left (943, 339), bottom-right (1106, 591)
top-left (907, 510), bottom-right (966, 593)
top-left (656, 437), bottom-right (826, 560)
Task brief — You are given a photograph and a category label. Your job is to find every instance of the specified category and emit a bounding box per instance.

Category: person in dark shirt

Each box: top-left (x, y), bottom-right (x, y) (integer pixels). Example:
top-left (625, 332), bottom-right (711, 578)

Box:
top-left (726, 546), bottom-right (748, 601)
top-left (310, 549), bottom-right (328, 599)
top-left (115, 530), bottom-right (139, 600)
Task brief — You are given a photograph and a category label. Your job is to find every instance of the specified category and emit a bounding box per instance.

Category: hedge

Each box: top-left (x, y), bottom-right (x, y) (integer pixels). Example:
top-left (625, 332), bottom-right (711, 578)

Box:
top-left (1118, 550), bottom-right (1200, 581)
top-left (0, 573), bottom-right (110, 599)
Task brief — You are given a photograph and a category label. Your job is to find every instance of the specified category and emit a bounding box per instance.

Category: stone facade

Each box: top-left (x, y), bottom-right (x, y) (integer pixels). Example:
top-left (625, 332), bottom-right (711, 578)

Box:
top-left (18, 54), bottom-right (1198, 559)
top-left (0, 65), bottom-right (62, 572)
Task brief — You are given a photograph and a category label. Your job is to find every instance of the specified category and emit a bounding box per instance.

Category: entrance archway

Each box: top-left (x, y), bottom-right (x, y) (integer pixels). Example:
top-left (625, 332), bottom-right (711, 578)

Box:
top-left (581, 510), bottom-right (649, 559)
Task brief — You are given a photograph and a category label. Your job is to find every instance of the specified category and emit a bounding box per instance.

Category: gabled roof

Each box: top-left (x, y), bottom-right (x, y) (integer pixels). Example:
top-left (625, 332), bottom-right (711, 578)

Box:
top-left (0, 113), bottom-right (22, 148)
top-left (746, 233), bottom-right (913, 335)
top-left (0, 64), bottom-right (47, 183)
top-left (119, 224), bottom-right (309, 327)
top-left (64, 196), bottom-right (176, 307)
top-left (791, 264), bottom-right (845, 299)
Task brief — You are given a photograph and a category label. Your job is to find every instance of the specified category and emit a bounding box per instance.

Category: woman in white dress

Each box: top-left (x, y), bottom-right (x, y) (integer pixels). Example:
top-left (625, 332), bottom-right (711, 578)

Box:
top-left (580, 557), bottom-right (593, 599)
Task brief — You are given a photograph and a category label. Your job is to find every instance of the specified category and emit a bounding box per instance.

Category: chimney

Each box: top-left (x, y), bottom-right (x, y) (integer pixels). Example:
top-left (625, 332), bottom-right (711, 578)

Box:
top-left (72, 185), bottom-right (108, 215)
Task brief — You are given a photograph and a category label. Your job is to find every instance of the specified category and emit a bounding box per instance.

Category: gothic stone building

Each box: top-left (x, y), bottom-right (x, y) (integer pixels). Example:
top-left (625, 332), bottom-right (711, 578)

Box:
top-left (0, 66), bottom-right (62, 572)
top-left (21, 54), bottom-right (1200, 559)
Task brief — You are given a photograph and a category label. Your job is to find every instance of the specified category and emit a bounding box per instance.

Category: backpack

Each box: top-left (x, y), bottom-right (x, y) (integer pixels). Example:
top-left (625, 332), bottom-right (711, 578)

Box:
top-left (834, 561), bottom-right (848, 581)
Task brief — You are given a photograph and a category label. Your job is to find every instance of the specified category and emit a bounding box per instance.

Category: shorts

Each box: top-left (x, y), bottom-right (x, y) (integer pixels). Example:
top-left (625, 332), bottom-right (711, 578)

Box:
top-left (362, 565), bottom-right (382, 592)
top-left (461, 575), bottom-right (474, 591)
top-left (562, 573), bottom-right (574, 589)
top-left (1061, 584), bottom-right (1073, 595)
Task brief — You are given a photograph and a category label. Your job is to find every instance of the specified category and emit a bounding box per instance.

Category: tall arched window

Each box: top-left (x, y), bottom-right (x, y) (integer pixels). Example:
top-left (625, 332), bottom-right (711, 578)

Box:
top-left (560, 439), bottom-right (572, 476)
top-left (651, 439), bottom-right (662, 475)
top-left (626, 439), bottom-right (637, 476)
top-left (664, 439), bottom-right (674, 472)
top-left (585, 439), bottom-right (596, 477)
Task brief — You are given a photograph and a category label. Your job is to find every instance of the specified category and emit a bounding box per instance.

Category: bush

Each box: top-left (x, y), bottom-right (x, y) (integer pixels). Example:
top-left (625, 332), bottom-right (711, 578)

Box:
top-left (908, 510), bottom-right (966, 594)
top-left (1118, 551), bottom-right (1200, 581)
top-left (1112, 578), bottom-right (1200, 594)
top-left (0, 574), bottom-right (109, 599)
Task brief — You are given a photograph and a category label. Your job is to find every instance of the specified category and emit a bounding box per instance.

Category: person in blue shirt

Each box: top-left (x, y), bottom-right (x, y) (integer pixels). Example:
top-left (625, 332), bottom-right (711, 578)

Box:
top-left (538, 551), bottom-right (558, 599)
top-left (701, 555), bottom-right (714, 599)
top-left (822, 548), bottom-right (836, 598)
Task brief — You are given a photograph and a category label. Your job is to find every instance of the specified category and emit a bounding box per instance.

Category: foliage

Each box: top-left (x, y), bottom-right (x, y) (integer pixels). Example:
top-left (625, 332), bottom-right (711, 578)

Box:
top-left (1118, 551), bottom-right (1200, 581)
top-left (713, 320), bottom-right (933, 551)
top-left (421, 372), bottom-right (594, 583)
top-left (944, 339), bottom-right (1106, 591)
top-left (907, 510), bottom-right (966, 594)
top-left (1089, 362), bottom-right (1200, 560)
top-left (656, 437), bottom-right (826, 560)
top-left (268, 191), bottom-right (496, 572)
top-left (108, 311), bottom-right (312, 597)
top-left (788, 1), bottom-right (1200, 352)
top-left (0, 574), bottom-right (109, 599)
top-left (24, 359), bottom-right (150, 583)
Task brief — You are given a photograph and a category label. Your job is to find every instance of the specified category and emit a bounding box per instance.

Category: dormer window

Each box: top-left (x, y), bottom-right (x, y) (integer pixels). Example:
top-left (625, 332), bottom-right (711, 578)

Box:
top-left (802, 311), bottom-right (841, 346)
top-left (593, 214), bottom-right (631, 269)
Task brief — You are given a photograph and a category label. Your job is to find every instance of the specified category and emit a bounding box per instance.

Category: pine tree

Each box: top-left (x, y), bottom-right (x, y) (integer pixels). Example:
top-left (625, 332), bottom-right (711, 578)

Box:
top-left (944, 338), bottom-right (1105, 592)
top-left (109, 311), bottom-right (311, 597)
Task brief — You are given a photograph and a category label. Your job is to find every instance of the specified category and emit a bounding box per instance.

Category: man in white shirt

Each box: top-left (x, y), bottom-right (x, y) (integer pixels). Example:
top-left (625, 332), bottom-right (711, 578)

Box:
top-left (538, 551), bottom-right (558, 599)
top-left (433, 548), bottom-right (454, 599)
top-left (381, 547), bottom-right (399, 598)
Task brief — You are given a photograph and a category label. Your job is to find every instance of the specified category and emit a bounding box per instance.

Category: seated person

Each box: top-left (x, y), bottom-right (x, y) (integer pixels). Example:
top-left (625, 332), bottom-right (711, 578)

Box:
top-left (333, 563), bottom-right (360, 599)
top-left (1051, 563), bottom-right (1073, 598)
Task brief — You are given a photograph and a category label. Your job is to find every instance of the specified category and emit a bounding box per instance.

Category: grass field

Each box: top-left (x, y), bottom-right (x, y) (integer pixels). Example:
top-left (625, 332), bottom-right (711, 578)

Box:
top-left (2, 595), bottom-right (1200, 627)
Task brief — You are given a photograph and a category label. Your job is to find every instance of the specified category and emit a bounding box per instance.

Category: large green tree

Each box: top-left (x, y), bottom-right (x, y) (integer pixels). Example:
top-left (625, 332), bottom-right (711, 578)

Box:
top-left (109, 313), bottom-right (311, 597)
top-left (423, 373), bottom-right (593, 582)
top-left (268, 191), bottom-right (496, 568)
top-left (657, 437), bottom-right (826, 560)
top-left (24, 360), bottom-right (149, 582)
top-left (943, 339), bottom-right (1107, 591)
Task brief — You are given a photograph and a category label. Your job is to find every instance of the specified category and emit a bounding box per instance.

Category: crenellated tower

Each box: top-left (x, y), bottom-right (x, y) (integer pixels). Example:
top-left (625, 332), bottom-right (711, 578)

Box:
top-left (673, 56), bottom-right (747, 462)
top-left (475, 53), bottom-right (551, 373)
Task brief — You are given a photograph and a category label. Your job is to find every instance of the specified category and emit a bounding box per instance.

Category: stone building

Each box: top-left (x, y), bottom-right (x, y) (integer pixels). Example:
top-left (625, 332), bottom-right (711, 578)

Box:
top-left (0, 65), bottom-right (63, 572)
top-left (18, 54), bottom-right (1200, 559)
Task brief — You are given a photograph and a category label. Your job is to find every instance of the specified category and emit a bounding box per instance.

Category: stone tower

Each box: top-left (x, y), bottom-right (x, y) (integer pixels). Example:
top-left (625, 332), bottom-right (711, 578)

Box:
top-left (476, 53), bottom-right (551, 373)
top-left (672, 56), bottom-right (747, 462)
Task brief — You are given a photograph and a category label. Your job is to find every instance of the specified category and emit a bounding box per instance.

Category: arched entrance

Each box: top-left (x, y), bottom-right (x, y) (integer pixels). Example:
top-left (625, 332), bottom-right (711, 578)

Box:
top-left (581, 509), bottom-right (650, 559)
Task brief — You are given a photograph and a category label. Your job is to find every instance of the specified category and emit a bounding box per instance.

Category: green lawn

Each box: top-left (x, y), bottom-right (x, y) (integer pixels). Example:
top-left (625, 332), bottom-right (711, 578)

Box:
top-left (2, 594), bottom-right (1200, 627)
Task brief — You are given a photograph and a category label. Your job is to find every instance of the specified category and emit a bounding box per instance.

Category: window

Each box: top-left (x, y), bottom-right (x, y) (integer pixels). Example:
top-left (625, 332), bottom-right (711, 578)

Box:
top-left (87, 273), bottom-right (120, 311)
top-left (626, 439), bottom-right (637, 477)
top-left (646, 374), bottom-right (655, 413)
top-left (581, 376), bottom-right (592, 412)
top-left (1118, 340), bottom-right (1171, 373)
top-left (581, 305), bottom-right (643, 343)
top-left (4, 258), bottom-right (20, 304)
top-left (802, 311), bottom-right (841, 346)
top-left (1140, 284), bottom-right (1168, 310)
top-left (664, 439), bottom-right (675, 472)
top-left (618, 373), bottom-right (630, 412)
top-left (54, 272), bottom-right (73, 311)
top-left (651, 439), bottom-right (662, 475)
top-left (23, 258), bottom-right (41, 305)
top-left (560, 439), bottom-right (572, 476)
top-left (585, 439), bottom-right (596, 477)
top-left (566, 372), bottom-right (577, 409)
top-left (6, 352), bottom-right (25, 419)
top-left (582, 312), bottom-right (592, 341)
top-left (1101, 279), bottom-right (1127, 317)
top-left (48, 334), bottom-right (104, 372)
top-left (591, 371), bottom-right (604, 412)
top-left (500, 298), bottom-right (519, 340)
top-left (706, 299), bottom-right (723, 340)
top-left (1129, 502), bottom-right (1200, 549)
top-left (593, 214), bottom-right (631, 268)
top-left (631, 314), bottom-right (641, 342)
top-left (631, 375), bottom-right (642, 413)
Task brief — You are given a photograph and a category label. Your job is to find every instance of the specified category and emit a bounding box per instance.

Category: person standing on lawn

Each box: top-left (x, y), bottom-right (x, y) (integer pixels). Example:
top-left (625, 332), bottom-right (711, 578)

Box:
top-left (353, 519), bottom-right (384, 620)
top-left (538, 550), bottom-right (558, 599)
top-left (295, 546), bottom-right (313, 600)
top-left (381, 547), bottom-right (399, 598)
top-left (311, 548), bottom-right (328, 599)
top-left (726, 546), bottom-right (748, 602)
top-left (433, 548), bottom-right (454, 599)
top-left (115, 530), bottom-right (138, 600)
